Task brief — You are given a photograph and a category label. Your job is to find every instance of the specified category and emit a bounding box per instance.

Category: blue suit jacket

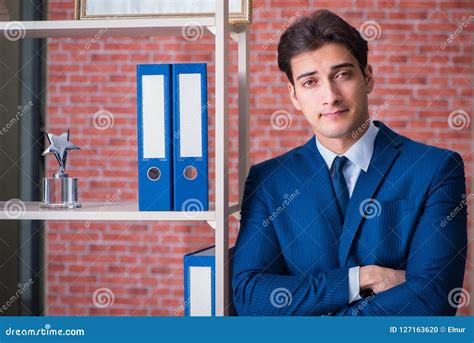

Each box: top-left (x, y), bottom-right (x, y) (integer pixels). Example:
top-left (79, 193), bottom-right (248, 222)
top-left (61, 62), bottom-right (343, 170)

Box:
top-left (232, 120), bottom-right (467, 316)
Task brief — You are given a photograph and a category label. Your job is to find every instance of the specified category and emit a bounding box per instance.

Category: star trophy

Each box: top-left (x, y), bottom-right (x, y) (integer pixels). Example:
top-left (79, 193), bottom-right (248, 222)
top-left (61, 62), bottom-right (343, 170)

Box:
top-left (40, 130), bottom-right (82, 209)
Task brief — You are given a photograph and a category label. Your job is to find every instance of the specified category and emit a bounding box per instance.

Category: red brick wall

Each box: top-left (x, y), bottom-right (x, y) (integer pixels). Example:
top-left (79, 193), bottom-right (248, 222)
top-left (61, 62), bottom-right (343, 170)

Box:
top-left (46, 0), bottom-right (473, 315)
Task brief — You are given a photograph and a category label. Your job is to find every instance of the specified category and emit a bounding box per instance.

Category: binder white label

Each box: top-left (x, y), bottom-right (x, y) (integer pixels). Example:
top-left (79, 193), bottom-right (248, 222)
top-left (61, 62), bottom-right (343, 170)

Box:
top-left (189, 266), bottom-right (212, 316)
top-left (179, 73), bottom-right (203, 158)
top-left (142, 74), bottom-right (165, 159)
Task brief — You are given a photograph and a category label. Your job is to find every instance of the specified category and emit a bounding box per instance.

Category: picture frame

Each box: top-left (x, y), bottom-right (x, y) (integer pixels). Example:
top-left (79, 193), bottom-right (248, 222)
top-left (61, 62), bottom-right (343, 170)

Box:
top-left (75, 0), bottom-right (252, 24)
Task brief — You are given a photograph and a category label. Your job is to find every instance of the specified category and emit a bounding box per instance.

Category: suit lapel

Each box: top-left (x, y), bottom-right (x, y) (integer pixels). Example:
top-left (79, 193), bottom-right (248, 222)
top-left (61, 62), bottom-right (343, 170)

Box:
top-left (338, 121), bottom-right (403, 266)
top-left (293, 136), bottom-right (343, 239)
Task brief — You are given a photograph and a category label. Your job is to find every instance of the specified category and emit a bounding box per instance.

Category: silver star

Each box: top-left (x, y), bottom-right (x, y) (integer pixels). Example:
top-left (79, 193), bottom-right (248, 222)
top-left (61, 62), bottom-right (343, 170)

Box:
top-left (42, 130), bottom-right (81, 173)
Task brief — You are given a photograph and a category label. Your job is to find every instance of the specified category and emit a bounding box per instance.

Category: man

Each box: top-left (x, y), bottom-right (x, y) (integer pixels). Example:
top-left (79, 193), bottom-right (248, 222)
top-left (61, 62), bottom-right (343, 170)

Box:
top-left (232, 9), bottom-right (467, 316)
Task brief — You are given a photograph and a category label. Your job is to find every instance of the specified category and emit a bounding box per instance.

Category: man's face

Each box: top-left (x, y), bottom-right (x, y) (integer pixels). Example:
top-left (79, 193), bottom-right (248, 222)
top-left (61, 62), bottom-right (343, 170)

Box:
top-left (288, 43), bottom-right (374, 140)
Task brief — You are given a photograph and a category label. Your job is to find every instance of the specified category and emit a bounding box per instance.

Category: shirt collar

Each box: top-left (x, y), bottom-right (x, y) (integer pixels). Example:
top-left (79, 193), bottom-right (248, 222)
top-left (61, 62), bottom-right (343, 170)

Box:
top-left (315, 120), bottom-right (379, 172)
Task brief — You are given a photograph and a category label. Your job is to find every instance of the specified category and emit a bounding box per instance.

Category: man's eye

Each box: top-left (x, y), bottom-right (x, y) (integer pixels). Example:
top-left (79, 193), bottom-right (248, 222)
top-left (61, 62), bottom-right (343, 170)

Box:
top-left (336, 71), bottom-right (351, 79)
top-left (303, 80), bottom-right (317, 87)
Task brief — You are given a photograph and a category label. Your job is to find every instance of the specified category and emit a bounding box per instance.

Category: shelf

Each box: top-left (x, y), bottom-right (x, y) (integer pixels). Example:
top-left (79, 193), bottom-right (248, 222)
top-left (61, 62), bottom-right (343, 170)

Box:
top-left (0, 18), bottom-right (237, 38)
top-left (0, 201), bottom-right (240, 222)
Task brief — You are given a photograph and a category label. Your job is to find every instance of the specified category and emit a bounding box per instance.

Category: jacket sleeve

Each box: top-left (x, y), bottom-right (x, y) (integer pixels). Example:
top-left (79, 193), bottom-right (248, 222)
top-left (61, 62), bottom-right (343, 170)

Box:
top-left (232, 165), bottom-right (351, 316)
top-left (335, 151), bottom-right (468, 316)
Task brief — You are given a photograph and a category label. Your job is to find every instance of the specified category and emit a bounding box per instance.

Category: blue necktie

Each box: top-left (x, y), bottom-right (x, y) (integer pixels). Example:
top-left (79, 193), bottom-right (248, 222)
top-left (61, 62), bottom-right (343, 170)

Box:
top-left (330, 156), bottom-right (349, 219)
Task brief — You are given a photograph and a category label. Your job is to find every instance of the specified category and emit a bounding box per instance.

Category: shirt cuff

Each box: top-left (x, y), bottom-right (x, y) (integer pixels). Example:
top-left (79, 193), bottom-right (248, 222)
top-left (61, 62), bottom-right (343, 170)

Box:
top-left (348, 266), bottom-right (362, 304)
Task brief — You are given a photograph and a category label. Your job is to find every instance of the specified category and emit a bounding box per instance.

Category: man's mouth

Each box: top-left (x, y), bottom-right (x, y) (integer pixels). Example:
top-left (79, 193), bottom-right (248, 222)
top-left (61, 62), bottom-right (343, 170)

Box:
top-left (321, 109), bottom-right (349, 117)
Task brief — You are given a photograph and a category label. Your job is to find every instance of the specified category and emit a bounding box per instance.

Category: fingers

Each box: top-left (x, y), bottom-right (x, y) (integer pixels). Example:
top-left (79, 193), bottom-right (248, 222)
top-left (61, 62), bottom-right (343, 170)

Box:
top-left (373, 269), bottom-right (406, 294)
top-left (359, 265), bottom-right (406, 295)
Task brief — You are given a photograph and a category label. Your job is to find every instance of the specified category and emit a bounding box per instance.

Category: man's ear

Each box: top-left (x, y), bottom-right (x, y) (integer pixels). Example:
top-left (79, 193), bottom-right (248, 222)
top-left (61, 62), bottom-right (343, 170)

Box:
top-left (364, 64), bottom-right (374, 94)
top-left (287, 82), bottom-right (302, 111)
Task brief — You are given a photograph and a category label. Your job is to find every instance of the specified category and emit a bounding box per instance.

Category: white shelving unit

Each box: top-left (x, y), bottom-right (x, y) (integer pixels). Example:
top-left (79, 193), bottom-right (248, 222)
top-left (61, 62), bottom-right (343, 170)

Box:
top-left (0, 0), bottom-right (249, 316)
top-left (0, 17), bottom-right (218, 38)
top-left (0, 202), bottom-right (241, 222)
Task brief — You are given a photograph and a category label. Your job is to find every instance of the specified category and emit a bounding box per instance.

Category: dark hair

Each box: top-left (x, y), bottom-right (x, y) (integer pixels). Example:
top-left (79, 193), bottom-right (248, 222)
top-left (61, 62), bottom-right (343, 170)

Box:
top-left (277, 10), bottom-right (368, 85)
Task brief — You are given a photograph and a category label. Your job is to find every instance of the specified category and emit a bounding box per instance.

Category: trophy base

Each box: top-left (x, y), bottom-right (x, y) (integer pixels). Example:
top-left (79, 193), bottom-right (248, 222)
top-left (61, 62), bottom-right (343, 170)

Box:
top-left (41, 177), bottom-right (82, 209)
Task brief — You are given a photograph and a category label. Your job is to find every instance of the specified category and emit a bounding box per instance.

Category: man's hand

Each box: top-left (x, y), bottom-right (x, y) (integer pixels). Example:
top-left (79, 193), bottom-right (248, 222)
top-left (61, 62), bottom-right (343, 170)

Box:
top-left (359, 265), bottom-right (406, 294)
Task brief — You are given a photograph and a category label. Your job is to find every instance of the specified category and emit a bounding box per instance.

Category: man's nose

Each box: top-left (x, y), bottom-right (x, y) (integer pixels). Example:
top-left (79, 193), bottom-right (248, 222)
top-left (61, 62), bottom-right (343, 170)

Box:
top-left (322, 82), bottom-right (342, 106)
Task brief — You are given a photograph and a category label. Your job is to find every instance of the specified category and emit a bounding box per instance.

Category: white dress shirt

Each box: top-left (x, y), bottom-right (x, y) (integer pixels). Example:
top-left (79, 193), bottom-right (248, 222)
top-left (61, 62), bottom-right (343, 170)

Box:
top-left (315, 120), bottom-right (379, 304)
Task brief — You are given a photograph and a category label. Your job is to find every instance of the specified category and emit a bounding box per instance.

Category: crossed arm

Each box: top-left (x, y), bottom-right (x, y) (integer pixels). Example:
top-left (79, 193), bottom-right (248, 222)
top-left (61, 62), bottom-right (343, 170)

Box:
top-left (232, 152), bottom-right (467, 316)
top-left (336, 152), bottom-right (468, 316)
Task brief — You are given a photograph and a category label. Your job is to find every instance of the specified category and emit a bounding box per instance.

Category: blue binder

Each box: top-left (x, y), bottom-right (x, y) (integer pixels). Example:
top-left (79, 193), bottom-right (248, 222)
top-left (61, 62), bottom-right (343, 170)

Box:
top-left (184, 246), bottom-right (215, 316)
top-left (136, 64), bottom-right (173, 211)
top-left (172, 63), bottom-right (209, 212)
top-left (184, 246), bottom-right (236, 316)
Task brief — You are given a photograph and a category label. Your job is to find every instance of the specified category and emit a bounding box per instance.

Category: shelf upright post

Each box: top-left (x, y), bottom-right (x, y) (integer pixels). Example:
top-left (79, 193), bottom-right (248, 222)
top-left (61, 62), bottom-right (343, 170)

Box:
top-left (214, 0), bottom-right (230, 316)
top-left (238, 25), bottom-right (250, 211)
